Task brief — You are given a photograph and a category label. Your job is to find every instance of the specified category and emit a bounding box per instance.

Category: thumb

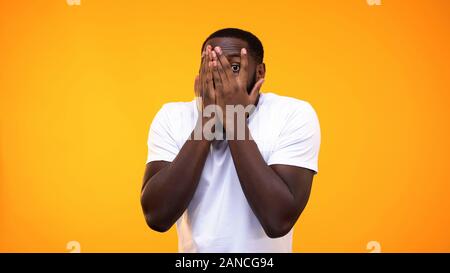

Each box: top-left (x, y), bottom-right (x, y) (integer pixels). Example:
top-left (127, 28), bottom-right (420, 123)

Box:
top-left (249, 78), bottom-right (264, 104)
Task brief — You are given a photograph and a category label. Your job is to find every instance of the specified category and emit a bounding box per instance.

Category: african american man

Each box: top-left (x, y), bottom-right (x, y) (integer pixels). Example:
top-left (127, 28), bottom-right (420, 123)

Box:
top-left (141, 28), bottom-right (321, 253)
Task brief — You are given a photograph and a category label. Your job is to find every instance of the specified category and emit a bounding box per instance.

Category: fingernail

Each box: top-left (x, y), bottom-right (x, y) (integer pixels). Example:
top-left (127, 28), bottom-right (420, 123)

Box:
top-left (214, 46), bottom-right (222, 55)
top-left (212, 51), bottom-right (217, 59)
top-left (241, 48), bottom-right (247, 55)
top-left (206, 45), bottom-right (212, 50)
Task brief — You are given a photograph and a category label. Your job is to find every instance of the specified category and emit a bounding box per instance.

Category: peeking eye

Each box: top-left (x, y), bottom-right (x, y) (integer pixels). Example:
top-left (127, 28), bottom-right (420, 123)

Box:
top-left (231, 64), bottom-right (240, 73)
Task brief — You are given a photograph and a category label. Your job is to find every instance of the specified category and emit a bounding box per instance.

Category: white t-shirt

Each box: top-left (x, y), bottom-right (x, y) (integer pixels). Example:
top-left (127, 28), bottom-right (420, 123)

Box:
top-left (146, 92), bottom-right (321, 253)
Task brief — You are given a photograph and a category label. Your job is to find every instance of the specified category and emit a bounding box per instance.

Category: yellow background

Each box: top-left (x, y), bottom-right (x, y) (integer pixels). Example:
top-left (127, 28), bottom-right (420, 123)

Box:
top-left (1, 0), bottom-right (449, 252)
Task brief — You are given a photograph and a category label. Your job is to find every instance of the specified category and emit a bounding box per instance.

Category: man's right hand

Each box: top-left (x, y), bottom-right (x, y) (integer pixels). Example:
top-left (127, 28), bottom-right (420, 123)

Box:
top-left (194, 45), bottom-right (218, 140)
top-left (195, 45), bottom-right (216, 118)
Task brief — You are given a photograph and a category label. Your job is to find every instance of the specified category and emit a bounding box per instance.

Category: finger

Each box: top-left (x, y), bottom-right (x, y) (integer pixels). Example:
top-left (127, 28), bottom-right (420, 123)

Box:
top-left (206, 62), bottom-right (214, 98)
top-left (215, 54), bottom-right (229, 87)
top-left (238, 48), bottom-right (248, 87)
top-left (199, 45), bottom-right (211, 84)
top-left (249, 78), bottom-right (264, 104)
top-left (211, 50), bottom-right (227, 83)
top-left (194, 75), bottom-right (200, 96)
top-left (198, 51), bottom-right (206, 97)
top-left (200, 45), bottom-right (211, 74)
top-left (214, 46), bottom-right (234, 80)
top-left (212, 61), bottom-right (223, 93)
top-left (201, 47), bottom-right (211, 97)
top-left (208, 49), bottom-right (215, 74)
top-left (210, 50), bottom-right (222, 84)
top-left (199, 50), bottom-right (205, 73)
top-left (199, 49), bottom-right (206, 76)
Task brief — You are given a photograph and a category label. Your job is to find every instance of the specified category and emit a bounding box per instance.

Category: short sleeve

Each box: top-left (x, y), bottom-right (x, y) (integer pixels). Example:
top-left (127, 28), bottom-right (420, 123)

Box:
top-left (267, 103), bottom-right (321, 173)
top-left (146, 105), bottom-right (180, 163)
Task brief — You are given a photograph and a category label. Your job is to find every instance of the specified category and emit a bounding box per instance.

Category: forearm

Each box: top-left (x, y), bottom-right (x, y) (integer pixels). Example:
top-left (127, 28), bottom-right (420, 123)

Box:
top-left (228, 125), bottom-right (297, 237)
top-left (141, 121), bottom-right (211, 231)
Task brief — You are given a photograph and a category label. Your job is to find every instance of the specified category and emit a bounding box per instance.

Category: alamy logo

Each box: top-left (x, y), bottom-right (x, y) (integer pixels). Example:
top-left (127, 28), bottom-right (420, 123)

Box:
top-left (66, 0), bottom-right (81, 6)
top-left (367, 0), bottom-right (381, 6)
top-left (191, 104), bottom-right (256, 141)
top-left (66, 241), bottom-right (81, 253)
top-left (367, 241), bottom-right (382, 253)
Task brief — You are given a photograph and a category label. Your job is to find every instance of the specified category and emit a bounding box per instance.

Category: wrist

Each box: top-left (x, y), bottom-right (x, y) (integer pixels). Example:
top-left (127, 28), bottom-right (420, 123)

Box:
top-left (192, 116), bottom-right (216, 142)
top-left (225, 119), bottom-right (251, 141)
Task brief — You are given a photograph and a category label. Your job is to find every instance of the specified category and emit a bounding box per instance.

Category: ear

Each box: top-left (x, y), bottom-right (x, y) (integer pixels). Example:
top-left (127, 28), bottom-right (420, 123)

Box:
top-left (256, 63), bottom-right (266, 81)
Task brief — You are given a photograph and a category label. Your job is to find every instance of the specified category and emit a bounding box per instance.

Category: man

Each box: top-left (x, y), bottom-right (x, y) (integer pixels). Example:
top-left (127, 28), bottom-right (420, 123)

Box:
top-left (141, 28), bottom-right (321, 252)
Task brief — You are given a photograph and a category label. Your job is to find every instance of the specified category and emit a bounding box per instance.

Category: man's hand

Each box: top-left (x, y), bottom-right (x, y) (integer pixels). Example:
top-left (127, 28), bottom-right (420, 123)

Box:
top-left (210, 46), bottom-right (264, 134)
top-left (194, 45), bottom-right (216, 130)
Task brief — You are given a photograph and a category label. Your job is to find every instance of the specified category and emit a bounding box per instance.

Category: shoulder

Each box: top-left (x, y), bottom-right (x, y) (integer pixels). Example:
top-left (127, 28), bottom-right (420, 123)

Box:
top-left (158, 100), bottom-right (196, 116)
top-left (260, 92), bottom-right (318, 121)
top-left (150, 99), bottom-right (197, 134)
top-left (153, 99), bottom-right (196, 123)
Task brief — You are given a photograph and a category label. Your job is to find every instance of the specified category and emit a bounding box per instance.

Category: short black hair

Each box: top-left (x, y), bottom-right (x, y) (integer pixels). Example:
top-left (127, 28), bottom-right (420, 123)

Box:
top-left (201, 28), bottom-right (264, 64)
